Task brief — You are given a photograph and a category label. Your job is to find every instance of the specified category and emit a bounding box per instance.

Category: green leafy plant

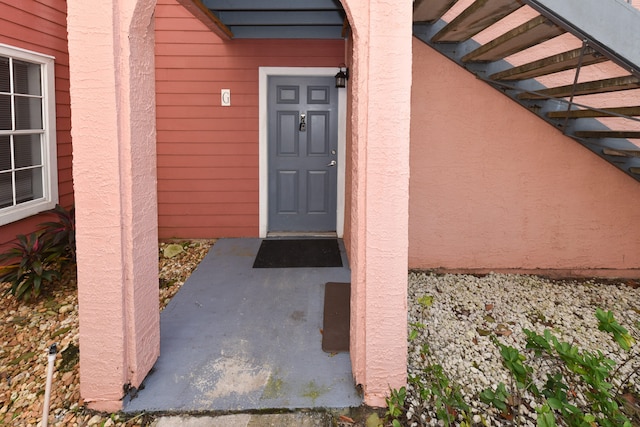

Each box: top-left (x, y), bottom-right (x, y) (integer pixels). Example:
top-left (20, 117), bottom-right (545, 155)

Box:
top-left (385, 386), bottom-right (406, 427)
top-left (39, 204), bottom-right (76, 266)
top-left (481, 309), bottom-right (636, 427)
top-left (479, 382), bottom-right (509, 413)
top-left (0, 204), bottom-right (75, 301)
top-left (409, 322), bottom-right (425, 340)
top-left (536, 403), bottom-right (558, 427)
top-left (496, 340), bottom-right (536, 392)
top-left (0, 232), bottom-right (60, 301)
top-left (596, 308), bottom-right (636, 351)
top-left (423, 364), bottom-right (471, 425)
top-left (400, 326), bottom-right (472, 427)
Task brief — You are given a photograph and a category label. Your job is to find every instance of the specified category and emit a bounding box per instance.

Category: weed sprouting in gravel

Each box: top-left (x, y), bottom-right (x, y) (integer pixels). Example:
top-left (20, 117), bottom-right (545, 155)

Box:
top-left (479, 309), bottom-right (638, 426)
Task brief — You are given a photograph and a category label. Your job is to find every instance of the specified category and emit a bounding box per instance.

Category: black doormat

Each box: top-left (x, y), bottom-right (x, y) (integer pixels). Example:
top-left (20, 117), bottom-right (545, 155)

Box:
top-left (252, 239), bottom-right (343, 268)
top-left (322, 282), bottom-right (350, 353)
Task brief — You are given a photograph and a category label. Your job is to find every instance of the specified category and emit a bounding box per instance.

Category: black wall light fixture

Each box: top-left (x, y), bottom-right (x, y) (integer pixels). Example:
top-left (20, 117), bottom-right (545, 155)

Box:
top-left (335, 64), bottom-right (349, 88)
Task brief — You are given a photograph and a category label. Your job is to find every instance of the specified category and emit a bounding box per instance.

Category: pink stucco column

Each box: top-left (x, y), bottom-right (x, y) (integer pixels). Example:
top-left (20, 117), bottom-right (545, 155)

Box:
top-left (67, 0), bottom-right (159, 411)
top-left (342, 0), bottom-right (412, 406)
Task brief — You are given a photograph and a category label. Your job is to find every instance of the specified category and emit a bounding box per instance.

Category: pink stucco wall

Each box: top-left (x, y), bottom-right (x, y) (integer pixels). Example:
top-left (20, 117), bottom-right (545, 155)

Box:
top-left (342, 0), bottom-right (412, 406)
top-left (409, 38), bottom-right (640, 277)
top-left (67, 0), bottom-right (159, 411)
top-left (67, 0), bottom-right (412, 410)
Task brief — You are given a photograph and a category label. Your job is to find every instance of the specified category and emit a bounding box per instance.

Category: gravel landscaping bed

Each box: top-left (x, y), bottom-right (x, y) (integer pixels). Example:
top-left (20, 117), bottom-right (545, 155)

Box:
top-left (2, 240), bottom-right (639, 426)
top-left (406, 272), bottom-right (640, 426)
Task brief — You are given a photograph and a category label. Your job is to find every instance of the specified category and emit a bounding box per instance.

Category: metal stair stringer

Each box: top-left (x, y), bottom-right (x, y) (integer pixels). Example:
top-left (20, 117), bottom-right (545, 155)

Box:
top-left (412, 0), bottom-right (640, 182)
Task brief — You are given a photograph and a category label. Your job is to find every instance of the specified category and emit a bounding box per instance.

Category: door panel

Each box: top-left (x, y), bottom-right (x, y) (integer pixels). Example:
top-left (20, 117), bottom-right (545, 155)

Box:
top-left (277, 112), bottom-right (299, 156)
top-left (308, 112), bottom-right (330, 155)
top-left (268, 76), bottom-right (338, 233)
top-left (307, 170), bottom-right (330, 214)
top-left (276, 170), bottom-right (299, 214)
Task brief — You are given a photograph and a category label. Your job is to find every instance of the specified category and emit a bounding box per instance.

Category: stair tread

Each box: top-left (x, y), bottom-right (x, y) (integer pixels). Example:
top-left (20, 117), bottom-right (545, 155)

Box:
top-left (602, 147), bottom-right (640, 157)
top-left (575, 130), bottom-right (640, 139)
top-left (463, 16), bottom-right (565, 63)
top-left (548, 106), bottom-right (640, 119)
top-left (490, 47), bottom-right (608, 81)
top-left (413, 0), bottom-right (459, 23)
top-left (517, 75), bottom-right (640, 100)
top-left (432, 0), bottom-right (522, 43)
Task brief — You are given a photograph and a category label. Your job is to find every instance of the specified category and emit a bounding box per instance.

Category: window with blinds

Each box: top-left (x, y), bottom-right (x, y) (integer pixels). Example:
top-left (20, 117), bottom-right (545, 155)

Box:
top-left (0, 44), bottom-right (57, 225)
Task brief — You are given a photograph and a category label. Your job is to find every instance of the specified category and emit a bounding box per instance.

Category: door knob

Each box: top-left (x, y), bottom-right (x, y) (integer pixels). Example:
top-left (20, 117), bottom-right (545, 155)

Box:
top-left (327, 160), bottom-right (337, 167)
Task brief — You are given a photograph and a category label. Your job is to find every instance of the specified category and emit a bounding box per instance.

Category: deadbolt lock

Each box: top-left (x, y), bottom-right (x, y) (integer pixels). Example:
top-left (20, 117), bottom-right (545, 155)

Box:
top-left (299, 113), bottom-right (306, 132)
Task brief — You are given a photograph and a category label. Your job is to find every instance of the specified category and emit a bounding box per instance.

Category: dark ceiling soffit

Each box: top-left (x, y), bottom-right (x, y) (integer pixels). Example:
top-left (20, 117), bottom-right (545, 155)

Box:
top-left (201, 0), bottom-right (344, 11)
top-left (199, 0), bottom-right (347, 39)
top-left (176, 0), bottom-right (234, 40)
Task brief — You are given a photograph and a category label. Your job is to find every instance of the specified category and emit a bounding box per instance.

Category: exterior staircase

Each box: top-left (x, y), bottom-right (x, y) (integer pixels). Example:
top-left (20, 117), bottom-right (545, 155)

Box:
top-left (413, 0), bottom-right (640, 181)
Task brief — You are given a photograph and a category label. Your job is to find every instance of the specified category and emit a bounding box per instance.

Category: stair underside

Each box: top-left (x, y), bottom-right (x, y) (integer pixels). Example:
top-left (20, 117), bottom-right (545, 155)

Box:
top-left (413, 0), bottom-right (640, 181)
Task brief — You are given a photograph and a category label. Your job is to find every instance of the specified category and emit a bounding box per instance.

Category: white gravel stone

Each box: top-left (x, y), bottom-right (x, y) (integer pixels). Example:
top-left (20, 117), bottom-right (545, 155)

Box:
top-left (406, 272), bottom-right (640, 426)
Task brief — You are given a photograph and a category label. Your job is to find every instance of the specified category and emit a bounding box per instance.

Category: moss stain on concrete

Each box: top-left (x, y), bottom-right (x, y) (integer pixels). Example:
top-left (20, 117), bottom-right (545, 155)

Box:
top-left (261, 373), bottom-right (286, 399)
top-left (301, 381), bottom-right (330, 405)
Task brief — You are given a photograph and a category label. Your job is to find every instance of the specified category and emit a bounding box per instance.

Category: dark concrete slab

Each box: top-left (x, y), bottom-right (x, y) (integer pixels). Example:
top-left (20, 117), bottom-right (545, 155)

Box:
top-left (124, 239), bottom-right (361, 413)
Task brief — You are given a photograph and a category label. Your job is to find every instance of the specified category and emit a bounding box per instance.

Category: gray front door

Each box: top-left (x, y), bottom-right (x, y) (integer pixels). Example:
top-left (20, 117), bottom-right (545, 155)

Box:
top-left (268, 76), bottom-right (338, 233)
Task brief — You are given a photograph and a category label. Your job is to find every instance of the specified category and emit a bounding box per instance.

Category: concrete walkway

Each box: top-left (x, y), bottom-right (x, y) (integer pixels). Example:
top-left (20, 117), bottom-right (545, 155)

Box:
top-left (125, 238), bottom-right (361, 413)
top-left (151, 413), bottom-right (335, 427)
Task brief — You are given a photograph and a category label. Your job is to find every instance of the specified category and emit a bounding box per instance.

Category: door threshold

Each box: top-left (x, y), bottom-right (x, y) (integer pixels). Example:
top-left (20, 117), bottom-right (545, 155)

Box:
top-left (267, 231), bottom-right (338, 239)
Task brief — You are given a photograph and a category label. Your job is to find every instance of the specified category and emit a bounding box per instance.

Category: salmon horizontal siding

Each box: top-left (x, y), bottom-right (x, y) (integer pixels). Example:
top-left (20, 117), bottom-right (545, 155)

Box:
top-left (0, 0), bottom-right (73, 248)
top-left (156, 41), bottom-right (346, 59)
top-left (157, 167), bottom-right (257, 180)
top-left (156, 55), bottom-right (341, 69)
top-left (160, 227), bottom-right (257, 239)
top-left (158, 118), bottom-right (259, 132)
top-left (5, 1), bottom-right (66, 21)
top-left (56, 104), bottom-right (71, 118)
top-left (1, 4), bottom-right (66, 36)
top-left (160, 203), bottom-right (257, 216)
top-left (158, 155), bottom-right (257, 169)
top-left (157, 82), bottom-right (222, 95)
top-left (158, 130), bottom-right (257, 143)
top-left (158, 142), bottom-right (256, 156)
top-left (56, 117), bottom-right (71, 131)
top-left (59, 191), bottom-right (73, 207)
top-left (0, 21), bottom-right (68, 54)
top-left (156, 106), bottom-right (258, 119)
top-left (160, 179), bottom-right (257, 192)
top-left (55, 90), bottom-right (70, 105)
top-left (159, 214), bottom-right (257, 228)
top-left (157, 93), bottom-right (257, 107)
top-left (156, 4), bottom-right (194, 19)
top-left (158, 191), bottom-right (257, 204)
top-left (57, 167), bottom-right (73, 184)
top-left (56, 143), bottom-right (73, 157)
top-left (156, 81), bottom-right (258, 95)
top-left (157, 68), bottom-right (257, 82)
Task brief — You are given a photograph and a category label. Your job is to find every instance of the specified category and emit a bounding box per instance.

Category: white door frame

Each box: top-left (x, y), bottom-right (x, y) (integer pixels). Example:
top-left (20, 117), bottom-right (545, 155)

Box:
top-left (259, 67), bottom-right (346, 238)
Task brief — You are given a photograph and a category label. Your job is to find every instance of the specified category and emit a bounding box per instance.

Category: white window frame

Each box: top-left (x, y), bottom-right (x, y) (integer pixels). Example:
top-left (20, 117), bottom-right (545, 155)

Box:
top-left (0, 43), bottom-right (58, 226)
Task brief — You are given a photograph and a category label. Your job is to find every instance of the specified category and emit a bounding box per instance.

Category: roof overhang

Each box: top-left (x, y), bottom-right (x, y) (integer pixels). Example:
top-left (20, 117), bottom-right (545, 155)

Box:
top-left (180, 0), bottom-right (348, 39)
